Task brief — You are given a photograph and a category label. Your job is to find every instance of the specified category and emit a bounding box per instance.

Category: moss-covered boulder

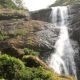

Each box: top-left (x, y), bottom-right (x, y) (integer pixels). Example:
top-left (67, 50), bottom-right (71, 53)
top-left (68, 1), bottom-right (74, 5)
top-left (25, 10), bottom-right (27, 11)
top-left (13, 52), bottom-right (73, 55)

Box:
top-left (22, 55), bottom-right (48, 68)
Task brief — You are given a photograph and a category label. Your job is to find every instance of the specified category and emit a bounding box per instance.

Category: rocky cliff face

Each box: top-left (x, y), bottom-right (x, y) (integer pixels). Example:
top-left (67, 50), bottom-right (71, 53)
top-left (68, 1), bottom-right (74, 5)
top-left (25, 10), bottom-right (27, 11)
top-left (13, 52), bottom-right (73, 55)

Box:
top-left (50, 0), bottom-right (80, 7)
top-left (68, 4), bottom-right (80, 79)
top-left (30, 8), bottom-right (52, 22)
top-left (0, 18), bottom-right (59, 57)
top-left (30, 5), bottom-right (80, 80)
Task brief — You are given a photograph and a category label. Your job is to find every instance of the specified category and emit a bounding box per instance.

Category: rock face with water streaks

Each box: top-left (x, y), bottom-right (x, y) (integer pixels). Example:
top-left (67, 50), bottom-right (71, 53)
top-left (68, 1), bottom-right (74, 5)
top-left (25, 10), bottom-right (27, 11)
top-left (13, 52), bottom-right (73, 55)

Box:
top-left (68, 4), bottom-right (80, 80)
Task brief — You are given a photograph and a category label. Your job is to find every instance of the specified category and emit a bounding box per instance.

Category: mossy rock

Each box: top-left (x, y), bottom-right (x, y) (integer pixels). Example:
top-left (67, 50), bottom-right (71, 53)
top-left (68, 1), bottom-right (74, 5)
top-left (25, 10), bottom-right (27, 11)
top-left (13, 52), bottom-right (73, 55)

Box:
top-left (22, 55), bottom-right (48, 68)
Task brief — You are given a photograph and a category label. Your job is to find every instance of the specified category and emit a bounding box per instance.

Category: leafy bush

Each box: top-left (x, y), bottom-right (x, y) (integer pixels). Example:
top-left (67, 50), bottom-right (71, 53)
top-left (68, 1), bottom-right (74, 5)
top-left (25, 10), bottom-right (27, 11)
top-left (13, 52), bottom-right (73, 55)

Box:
top-left (15, 67), bottom-right (53, 80)
top-left (0, 54), bottom-right (53, 80)
top-left (0, 0), bottom-right (17, 9)
top-left (24, 48), bottom-right (40, 56)
top-left (31, 67), bottom-right (53, 80)
top-left (0, 31), bottom-right (8, 40)
top-left (15, 67), bottom-right (33, 80)
top-left (0, 54), bottom-right (25, 80)
top-left (0, 54), bottom-right (73, 80)
top-left (22, 55), bottom-right (41, 67)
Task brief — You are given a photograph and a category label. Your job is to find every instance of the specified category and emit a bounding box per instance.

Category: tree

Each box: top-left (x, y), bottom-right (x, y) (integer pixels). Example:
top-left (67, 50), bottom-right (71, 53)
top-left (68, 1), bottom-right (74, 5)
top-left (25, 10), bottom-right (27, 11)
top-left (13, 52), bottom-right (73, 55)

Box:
top-left (12, 0), bottom-right (23, 8)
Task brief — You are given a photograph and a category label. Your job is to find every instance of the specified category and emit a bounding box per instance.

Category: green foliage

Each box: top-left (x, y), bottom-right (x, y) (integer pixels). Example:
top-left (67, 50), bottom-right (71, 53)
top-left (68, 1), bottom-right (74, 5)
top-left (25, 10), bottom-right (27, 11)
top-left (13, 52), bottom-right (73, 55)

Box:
top-left (30, 67), bottom-right (53, 80)
top-left (15, 67), bottom-right (33, 80)
top-left (0, 0), bottom-right (18, 9)
top-left (13, 0), bottom-right (23, 8)
top-left (0, 54), bottom-right (53, 80)
top-left (24, 48), bottom-right (40, 56)
top-left (0, 54), bottom-right (25, 79)
top-left (0, 76), bottom-right (5, 80)
top-left (15, 67), bottom-right (53, 80)
top-left (0, 31), bottom-right (8, 40)
top-left (22, 55), bottom-right (41, 67)
top-left (0, 54), bottom-right (74, 80)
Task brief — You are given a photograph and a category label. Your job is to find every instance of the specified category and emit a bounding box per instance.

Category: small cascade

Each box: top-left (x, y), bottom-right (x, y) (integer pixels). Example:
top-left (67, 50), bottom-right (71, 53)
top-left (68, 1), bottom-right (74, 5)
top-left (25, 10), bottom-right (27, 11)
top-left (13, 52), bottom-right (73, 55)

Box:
top-left (48, 6), bottom-right (77, 79)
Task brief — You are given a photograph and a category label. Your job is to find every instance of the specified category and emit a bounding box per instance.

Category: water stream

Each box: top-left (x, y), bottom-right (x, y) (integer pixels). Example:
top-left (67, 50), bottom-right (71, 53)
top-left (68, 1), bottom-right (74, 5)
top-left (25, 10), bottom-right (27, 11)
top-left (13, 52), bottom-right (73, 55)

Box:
top-left (48, 6), bottom-right (77, 79)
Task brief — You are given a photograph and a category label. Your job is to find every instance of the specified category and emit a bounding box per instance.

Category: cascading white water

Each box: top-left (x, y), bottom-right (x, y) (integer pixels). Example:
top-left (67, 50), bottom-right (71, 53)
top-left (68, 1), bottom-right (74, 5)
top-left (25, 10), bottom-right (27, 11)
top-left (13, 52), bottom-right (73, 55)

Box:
top-left (48, 6), bottom-right (77, 79)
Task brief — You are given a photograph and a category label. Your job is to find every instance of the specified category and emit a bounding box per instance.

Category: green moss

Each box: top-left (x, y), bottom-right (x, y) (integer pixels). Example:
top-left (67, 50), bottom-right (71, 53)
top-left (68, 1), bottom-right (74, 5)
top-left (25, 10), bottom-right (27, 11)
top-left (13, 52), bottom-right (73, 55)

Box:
top-left (15, 28), bottom-right (27, 36)
top-left (24, 48), bottom-right (40, 56)
top-left (0, 31), bottom-right (8, 40)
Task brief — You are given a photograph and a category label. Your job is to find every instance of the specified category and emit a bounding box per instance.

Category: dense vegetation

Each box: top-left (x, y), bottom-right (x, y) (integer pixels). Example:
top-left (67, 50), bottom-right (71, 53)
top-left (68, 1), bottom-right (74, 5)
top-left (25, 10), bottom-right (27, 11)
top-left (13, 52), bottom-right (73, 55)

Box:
top-left (0, 54), bottom-right (74, 80)
top-left (0, 0), bottom-right (16, 9)
top-left (0, 0), bottom-right (22, 9)
top-left (0, 0), bottom-right (75, 80)
top-left (50, 0), bottom-right (80, 6)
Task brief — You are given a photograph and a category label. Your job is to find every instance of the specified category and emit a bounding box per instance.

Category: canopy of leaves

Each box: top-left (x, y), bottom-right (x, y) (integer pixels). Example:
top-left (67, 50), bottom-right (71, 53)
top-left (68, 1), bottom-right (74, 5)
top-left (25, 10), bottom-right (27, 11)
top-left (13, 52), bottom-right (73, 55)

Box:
top-left (0, 0), bottom-right (21, 9)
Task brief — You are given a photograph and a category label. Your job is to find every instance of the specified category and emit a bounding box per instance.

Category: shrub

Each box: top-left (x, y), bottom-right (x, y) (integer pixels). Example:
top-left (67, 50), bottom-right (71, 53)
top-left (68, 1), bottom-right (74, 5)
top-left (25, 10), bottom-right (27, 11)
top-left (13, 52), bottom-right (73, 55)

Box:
top-left (24, 48), bottom-right (40, 56)
top-left (22, 55), bottom-right (41, 67)
top-left (31, 67), bottom-right (53, 80)
top-left (15, 67), bottom-right (53, 80)
top-left (0, 54), bottom-right (25, 80)
top-left (0, 0), bottom-right (18, 9)
top-left (0, 31), bottom-right (8, 40)
top-left (0, 54), bottom-right (73, 80)
top-left (15, 67), bottom-right (34, 80)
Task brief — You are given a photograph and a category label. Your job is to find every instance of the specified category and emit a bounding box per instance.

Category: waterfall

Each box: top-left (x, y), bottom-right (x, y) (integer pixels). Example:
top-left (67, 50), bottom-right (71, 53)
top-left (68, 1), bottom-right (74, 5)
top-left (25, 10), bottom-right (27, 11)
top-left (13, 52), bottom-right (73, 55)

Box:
top-left (48, 6), bottom-right (77, 79)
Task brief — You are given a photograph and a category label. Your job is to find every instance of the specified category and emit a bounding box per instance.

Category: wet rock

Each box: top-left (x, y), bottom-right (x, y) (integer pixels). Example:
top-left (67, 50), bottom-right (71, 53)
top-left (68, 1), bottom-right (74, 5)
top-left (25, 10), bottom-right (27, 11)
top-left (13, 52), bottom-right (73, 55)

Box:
top-left (68, 4), bottom-right (80, 80)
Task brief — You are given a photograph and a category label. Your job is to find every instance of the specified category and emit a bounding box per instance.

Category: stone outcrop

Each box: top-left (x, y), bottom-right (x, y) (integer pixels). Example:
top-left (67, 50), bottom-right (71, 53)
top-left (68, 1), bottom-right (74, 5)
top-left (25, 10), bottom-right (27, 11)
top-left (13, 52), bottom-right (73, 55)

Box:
top-left (0, 19), bottom-right (59, 58)
top-left (68, 4), bottom-right (80, 80)
top-left (30, 8), bottom-right (52, 22)
top-left (50, 0), bottom-right (80, 7)
top-left (0, 9), bottom-right (30, 20)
